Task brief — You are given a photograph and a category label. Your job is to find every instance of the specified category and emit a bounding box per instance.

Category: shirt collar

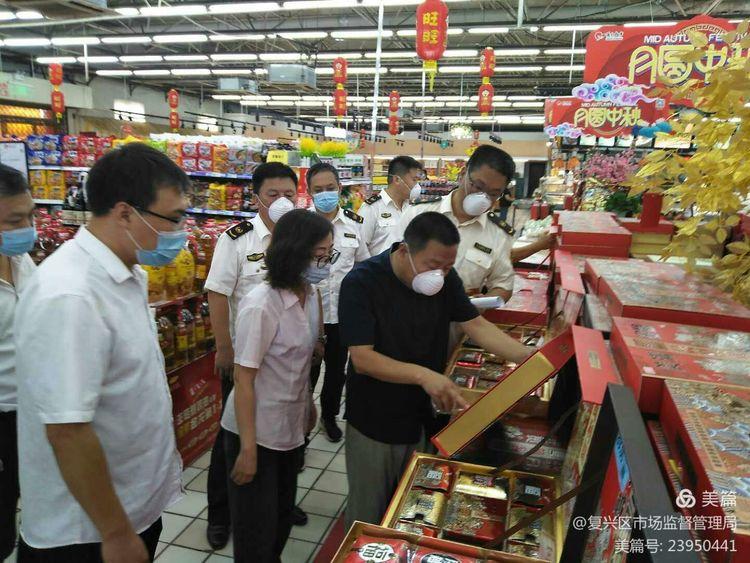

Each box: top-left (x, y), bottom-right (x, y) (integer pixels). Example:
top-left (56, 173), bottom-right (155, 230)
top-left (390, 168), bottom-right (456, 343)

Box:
top-left (380, 189), bottom-right (396, 209)
top-left (331, 207), bottom-right (345, 224)
top-left (445, 190), bottom-right (487, 227)
top-left (74, 226), bottom-right (135, 284)
top-left (251, 214), bottom-right (273, 241)
top-left (279, 286), bottom-right (314, 310)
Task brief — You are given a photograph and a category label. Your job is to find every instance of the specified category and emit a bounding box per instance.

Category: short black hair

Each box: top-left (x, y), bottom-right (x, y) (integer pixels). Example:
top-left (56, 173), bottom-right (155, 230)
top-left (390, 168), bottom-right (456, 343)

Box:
top-left (253, 162), bottom-right (298, 195)
top-left (265, 209), bottom-right (333, 290)
top-left (403, 211), bottom-right (460, 253)
top-left (86, 142), bottom-right (190, 217)
top-left (467, 144), bottom-right (516, 180)
top-left (388, 156), bottom-right (423, 184)
top-left (306, 162), bottom-right (339, 187)
top-left (0, 164), bottom-right (30, 198)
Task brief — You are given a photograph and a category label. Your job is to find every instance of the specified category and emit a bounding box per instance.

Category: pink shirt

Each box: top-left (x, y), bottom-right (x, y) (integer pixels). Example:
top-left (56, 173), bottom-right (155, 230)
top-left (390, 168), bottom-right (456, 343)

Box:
top-left (221, 282), bottom-right (319, 451)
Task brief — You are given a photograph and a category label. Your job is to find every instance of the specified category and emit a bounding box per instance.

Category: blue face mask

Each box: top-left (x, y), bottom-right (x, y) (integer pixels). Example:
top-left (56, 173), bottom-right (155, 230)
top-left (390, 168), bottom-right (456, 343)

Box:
top-left (313, 191), bottom-right (340, 213)
top-left (128, 209), bottom-right (188, 267)
top-left (302, 262), bottom-right (331, 285)
top-left (0, 226), bottom-right (37, 256)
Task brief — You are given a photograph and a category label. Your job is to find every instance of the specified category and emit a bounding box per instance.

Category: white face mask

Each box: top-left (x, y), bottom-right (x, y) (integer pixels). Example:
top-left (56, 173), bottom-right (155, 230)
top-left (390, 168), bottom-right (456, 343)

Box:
top-left (258, 196), bottom-right (295, 223)
top-left (462, 176), bottom-right (493, 216)
top-left (406, 246), bottom-right (445, 296)
top-left (409, 183), bottom-right (423, 201)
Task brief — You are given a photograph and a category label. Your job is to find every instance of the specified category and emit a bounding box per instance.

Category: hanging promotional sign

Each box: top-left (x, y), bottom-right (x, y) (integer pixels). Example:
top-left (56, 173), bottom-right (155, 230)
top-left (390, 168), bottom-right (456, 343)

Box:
top-left (584, 15), bottom-right (744, 87)
top-left (416, 0), bottom-right (449, 90)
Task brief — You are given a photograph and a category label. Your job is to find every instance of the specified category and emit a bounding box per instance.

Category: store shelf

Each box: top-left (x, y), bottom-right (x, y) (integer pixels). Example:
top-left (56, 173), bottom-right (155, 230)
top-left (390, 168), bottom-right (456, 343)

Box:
top-left (29, 165), bottom-right (90, 172)
top-left (166, 351), bottom-right (214, 377)
top-left (340, 177), bottom-right (371, 186)
top-left (34, 198), bottom-right (64, 205)
top-left (186, 207), bottom-right (255, 218)
top-left (150, 291), bottom-right (206, 309)
top-left (186, 171), bottom-right (253, 181)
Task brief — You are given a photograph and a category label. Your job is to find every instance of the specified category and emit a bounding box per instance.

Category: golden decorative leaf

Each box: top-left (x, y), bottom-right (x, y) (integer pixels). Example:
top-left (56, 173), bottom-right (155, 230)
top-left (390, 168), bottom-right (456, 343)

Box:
top-left (716, 228), bottom-right (728, 243)
top-left (727, 241), bottom-right (750, 255)
top-left (726, 215), bottom-right (741, 227)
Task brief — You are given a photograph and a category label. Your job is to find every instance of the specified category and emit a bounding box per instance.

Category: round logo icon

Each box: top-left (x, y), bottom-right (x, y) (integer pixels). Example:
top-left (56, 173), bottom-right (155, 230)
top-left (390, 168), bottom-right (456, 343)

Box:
top-left (676, 488), bottom-right (697, 509)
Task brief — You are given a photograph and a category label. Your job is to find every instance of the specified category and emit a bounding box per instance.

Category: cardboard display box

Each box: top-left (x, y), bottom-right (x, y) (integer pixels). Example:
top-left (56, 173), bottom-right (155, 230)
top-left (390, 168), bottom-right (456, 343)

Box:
top-left (659, 380), bottom-right (750, 562)
top-left (483, 270), bottom-right (551, 328)
top-left (618, 217), bottom-right (675, 236)
top-left (582, 294), bottom-right (613, 336)
top-left (582, 257), bottom-right (681, 294)
top-left (610, 316), bottom-right (750, 414)
top-left (555, 242), bottom-right (630, 258)
top-left (554, 211), bottom-right (633, 248)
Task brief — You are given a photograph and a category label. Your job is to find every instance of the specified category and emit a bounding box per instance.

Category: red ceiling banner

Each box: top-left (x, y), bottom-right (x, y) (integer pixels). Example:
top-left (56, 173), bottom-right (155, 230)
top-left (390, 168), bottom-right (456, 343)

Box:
top-left (584, 15), bottom-right (744, 87)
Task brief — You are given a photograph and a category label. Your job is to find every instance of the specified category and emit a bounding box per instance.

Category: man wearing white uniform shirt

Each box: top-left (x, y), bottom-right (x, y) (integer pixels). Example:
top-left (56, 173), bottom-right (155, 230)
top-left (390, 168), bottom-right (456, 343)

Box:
top-left (306, 162), bottom-right (370, 443)
top-left (0, 165), bottom-right (36, 561)
top-left (359, 156), bottom-right (424, 256)
top-left (15, 143), bottom-right (186, 562)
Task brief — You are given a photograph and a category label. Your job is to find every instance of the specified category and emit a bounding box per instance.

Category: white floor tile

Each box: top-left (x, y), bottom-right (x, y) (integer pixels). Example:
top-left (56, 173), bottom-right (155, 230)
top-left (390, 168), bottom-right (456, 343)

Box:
top-left (197, 507), bottom-right (208, 520)
top-left (155, 541), bottom-right (169, 557)
top-left (329, 453), bottom-right (346, 473)
top-left (314, 471), bottom-right (349, 495)
top-left (166, 490), bottom-right (208, 517)
top-left (296, 487), bottom-right (309, 504)
top-left (182, 466), bottom-right (202, 488)
top-left (191, 451), bottom-right (212, 470)
top-left (205, 555), bottom-right (232, 562)
top-left (281, 538), bottom-right (317, 563)
top-left (299, 490), bottom-right (346, 518)
top-left (160, 512), bottom-right (195, 542)
top-left (187, 470), bottom-right (209, 493)
top-left (173, 518), bottom-right (212, 552)
top-left (155, 545), bottom-right (207, 563)
top-left (298, 467), bottom-right (322, 489)
top-left (289, 513), bottom-right (332, 544)
top-left (304, 448), bottom-right (334, 470)
top-left (308, 434), bottom-right (341, 453)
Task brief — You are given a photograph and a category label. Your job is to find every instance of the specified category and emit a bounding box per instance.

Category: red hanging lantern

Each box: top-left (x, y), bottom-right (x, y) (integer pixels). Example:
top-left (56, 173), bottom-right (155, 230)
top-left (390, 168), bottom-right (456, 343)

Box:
top-left (389, 90), bottom-right (400, 113)
top-left (416, 0), bottom-right (449, 90)
top-left (477, 83), bottom-right (494, 115)
top-left (389, 115), bottom-right (400, 136)
top-left (332, 58), bottom-right (348, 86)
top-left (169, 111), bottom-right (180, 131)
top-left (167, 88), bottom-right (180, 110)
top-left (359, 128), bottom-right (366, 149)
top-left (332, 89), bottom-right (348, 117)
top-left (50, 90), bottom-right (65, 119)
top-left (49, 64), bottom-right (63, 87)
top-left (479, 47), bottom-right (495, 82)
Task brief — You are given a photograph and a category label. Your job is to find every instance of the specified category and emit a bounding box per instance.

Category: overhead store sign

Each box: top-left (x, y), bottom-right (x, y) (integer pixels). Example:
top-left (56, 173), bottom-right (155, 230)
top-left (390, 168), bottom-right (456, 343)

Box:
top-left (584, 15), bottom-right (744, 86)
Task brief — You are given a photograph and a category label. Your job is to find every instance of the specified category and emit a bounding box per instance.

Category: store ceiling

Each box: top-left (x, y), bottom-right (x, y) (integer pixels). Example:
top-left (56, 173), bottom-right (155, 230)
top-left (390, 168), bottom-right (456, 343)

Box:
top-left (0, 1), bottom-right (747, 128)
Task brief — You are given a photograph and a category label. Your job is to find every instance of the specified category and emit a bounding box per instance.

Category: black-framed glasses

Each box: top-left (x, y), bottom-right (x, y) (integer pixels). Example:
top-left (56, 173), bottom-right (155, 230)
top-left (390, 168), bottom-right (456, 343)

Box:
top-left (132, 205), bottom-right (186, 226)
top-left (316, 249), bottom-right (340, 268)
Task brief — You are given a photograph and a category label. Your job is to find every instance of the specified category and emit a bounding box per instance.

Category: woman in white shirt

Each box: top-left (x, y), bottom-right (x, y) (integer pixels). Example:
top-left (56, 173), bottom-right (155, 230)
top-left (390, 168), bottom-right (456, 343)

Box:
top-left (222, 209), bottom-right (335, 563)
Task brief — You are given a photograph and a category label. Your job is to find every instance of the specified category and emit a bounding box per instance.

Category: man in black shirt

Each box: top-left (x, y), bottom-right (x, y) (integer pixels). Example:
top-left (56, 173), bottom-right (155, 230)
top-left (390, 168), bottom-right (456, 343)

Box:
top-left (339, 212), bottom-right (534, 527)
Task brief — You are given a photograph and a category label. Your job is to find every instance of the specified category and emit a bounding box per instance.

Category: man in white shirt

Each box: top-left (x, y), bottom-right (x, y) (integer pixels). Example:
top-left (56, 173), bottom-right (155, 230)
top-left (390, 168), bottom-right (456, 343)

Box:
top-left (15, 143), bottom-right (187, 562)
top-left (359, 156), bottom-right (424, 256)
top-left (306, 163), bottom-right (370, 442)
top-left (203, 162), bottom-right (306, 547)
top-left (0, 164), bottom-right (36, 561)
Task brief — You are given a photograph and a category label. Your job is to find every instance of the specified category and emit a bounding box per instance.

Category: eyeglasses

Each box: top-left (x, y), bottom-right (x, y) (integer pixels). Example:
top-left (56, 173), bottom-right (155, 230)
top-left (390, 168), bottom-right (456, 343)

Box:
top-left (316, 249), bottom-right (340, 268)
top-left (132, 205), bottom-right (186, 226)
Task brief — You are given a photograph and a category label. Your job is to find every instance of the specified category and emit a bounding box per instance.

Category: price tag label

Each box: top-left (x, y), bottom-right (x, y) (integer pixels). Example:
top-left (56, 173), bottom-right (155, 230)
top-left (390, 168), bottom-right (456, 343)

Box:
top-left (266, 150), bottom-right (288, 164)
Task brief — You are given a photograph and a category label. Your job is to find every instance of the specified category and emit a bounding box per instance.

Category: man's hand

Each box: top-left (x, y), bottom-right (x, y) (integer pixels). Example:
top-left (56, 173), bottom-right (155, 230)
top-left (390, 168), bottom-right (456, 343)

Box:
top-left (231, 446), bottom-right (257, 485)
top-left (539, 231), bottom-right (556, 250)
top-left (419, 369), bottom-right (469, 413)
top-left (312, 341), bottom-right (324, 366)
top-left (214, 345), bottom-right (235, 377)
top-left (101, 529), bottom-right (148, 563)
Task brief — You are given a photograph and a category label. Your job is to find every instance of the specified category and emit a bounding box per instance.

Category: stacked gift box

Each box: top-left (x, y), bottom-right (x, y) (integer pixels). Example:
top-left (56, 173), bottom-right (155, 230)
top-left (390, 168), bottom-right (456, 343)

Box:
top-left (553, 211), bottom-right (632, 258)
top-left (617, 217), bottom-right (675, 256)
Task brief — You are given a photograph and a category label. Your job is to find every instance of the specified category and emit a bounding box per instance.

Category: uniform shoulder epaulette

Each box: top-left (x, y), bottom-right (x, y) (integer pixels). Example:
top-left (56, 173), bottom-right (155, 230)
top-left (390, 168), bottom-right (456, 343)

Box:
top-left (343, 208), bottom-right (364, 224)
top-left (364, 194), bottom-right (381, 205)
top-left (411, 195), bottom-right (442, 205)
top-left (487, 212), bottom-right (516, 236)
top-left (226, 220), bottom-right (253, 240)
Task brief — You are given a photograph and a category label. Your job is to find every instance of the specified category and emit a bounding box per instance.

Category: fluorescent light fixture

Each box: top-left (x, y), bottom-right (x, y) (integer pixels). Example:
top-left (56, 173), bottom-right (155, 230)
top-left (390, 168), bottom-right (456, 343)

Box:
top-left (120, 55), bottom-right (164, 63)
top-left (209, 3), bottom-right (280, 14)
top-left (496, 65), bottom-right (543, 72)
top-left (101, 36), bottom-right (152, 44)
top-left (436, 95), bottom-right (469, 101)
top-left (153, 34), bottom-right (208, 44)
top-left (542, 24), bottom-right (602, 32)
top-left (348, 67), bottom-right (386, 75)
top-left (165, 55), bottom-right (210, 62)
top-left (212, 68), bottom-right (255, 75)
top-left (4, 37), bottom-right (51, 47)
top-left (445, 101), bottom-right (474, 107)
top-left (439, 65), bottom-right (480, 73)
top-left (414, 101), bottom-right (445, 108)
top-left (254, 68), bottom-right (268, 75)
top-left (260, 52), bottom-right (303, 61)
top-left (493, 101), bottom-right (512, 107)
top-left (242, 95), bottom-right (271, 101)
top-left (282, 1), bottom-right (358, 9)
top-left (240, 100), bottom-right (267, 106)
top-left (213, 94), bottom-right (242, 100)
top-left (296, 101), bottom-right (322, 107)
top-left (267, 100), bottom-right (296, 106)
top-left (468, 27), bottom-right (509, 34)
top-left (279, 31), bottom-right (328, 39)
top-left (495, 115), bottom-right (522, 123)
top-left (512, 101), bottom-right (545, 107)
top-left (141, 5), bottom-right (207, 17)
top-left (115, 7), bottom-right (140, 16)
top-left (51, 36), bottom-right (101, 46)
top-left (545, 64), bottom-right (585, 71)
top-left (315, 52), bottom-right (363, 60)
top-left (508, 95), bottom-right (545, 100)
top-left (16, 11), bottom-right (43, 20)
top-left (37, 56), bottom-right (77, 64)
top-left (543, 48), bottom-right (586, 55)
top-left (0, 11), bottom-right (15, 21)
top-left (528, 26), bottom-right (540, 32)
top-left (170, 68), bottom-right (212, 76)
top-left (443, 49), bottom-right (478, 58)
top-left (302, 96), bottom-right (333, 101)
top-left (77, 56), bottom-right (119, 64)
top-left (494, 48), bottom-right (541, 56)
top-left (315, 68), bottom-right (334, 74)
top-left (331, 30), bottom-right (394, 39)
top-left (96, 70), bottom-right (133, 77)
top-left (389, 67), bottom-right (425, 73)
top-left (397, 28), bottom-right (463, 36)
top-left (209, 33), bottom-right (265, 41)
top-left (365, 51), bottom-right (416, 59)
top-left (272, 95), bottom-right (301, 100)
top-left (133, 69), bottom-right (172, 76)
top-left (623, 21), bottom-right (676, 28)
top-left (402, 96), bottom-right (433, 102)
top-left (211, 53), bottom-right (258, 61)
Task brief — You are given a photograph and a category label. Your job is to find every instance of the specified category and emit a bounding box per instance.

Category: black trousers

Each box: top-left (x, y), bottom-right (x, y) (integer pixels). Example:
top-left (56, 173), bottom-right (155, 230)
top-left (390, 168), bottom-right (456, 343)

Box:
top-left (207, 373), bottom-right (234, 526)
top-left (309, 323), bottom-right (348, 422)
top-left (0, 410), bottom-right (19, 560)
top-left (17, 518), bottom-right (162, 562)
top-left (224, 432), bottom-right (303, 563)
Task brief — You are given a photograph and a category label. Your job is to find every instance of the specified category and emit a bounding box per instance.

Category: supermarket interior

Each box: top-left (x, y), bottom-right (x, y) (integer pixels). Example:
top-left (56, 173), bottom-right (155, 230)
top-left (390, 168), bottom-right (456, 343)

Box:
top-left (0, 1), bottom-right (750, 563)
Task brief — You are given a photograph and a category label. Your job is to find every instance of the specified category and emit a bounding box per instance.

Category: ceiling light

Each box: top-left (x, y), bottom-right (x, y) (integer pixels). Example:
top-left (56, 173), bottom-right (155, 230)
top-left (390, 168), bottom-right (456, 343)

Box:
top-left (96, 70), bottom-right (133, 77)
top-left (209, 3), bottom-right (280, 14)
top-left (272, 95), bottom-right (301, 100)
top-left (115, 7), bottom-right (140, 16)
top-left (16, 11), bottom-right (43, 20)
top-left (209, 33), bottom-right (266, 41)
top-left (211, 53), bottom-right (258, 61)
top-left (508, 95), bottom-right (544, 100)
top-left (141, 5), bottom-right (207, 17)
top-left (495, 115), bottom-right (522, 123)
top-left (282, 1), bottom-right (358, 9)
top-left (496, 65), bottom-right (543, 72)
top-left (623, 21), bottom-right (676, 28)
top-left (331, 30), bottom-right (394, 39)
top-left (260, 52), bottom-right (304, 61)
top-left (494, 48), bottom-right (541, 56)
top-left (171, 68), bottom-right (212, 76)
top-left (240, 100), bottom-right (267, 106)
top-left (302, 95), bottom-right (333, 101)
top-left (213, 94), bottom-right (242, 100)
top-left (545, 64), bottom-right (585, 71)
top-left (0, 11), bottom-right (15, 21)
top-left (315, 52), bottom-right (363, 60)
top-left (397, 28), bottom-right (463, 37)
top-left (528, 26), bottom-right (540, 32)
top-left (120, 55), bottom-right (164, 63)
top-left (436, 95), bottom-right (469, 101)
top-left (267, 100), bottom-right (296, 106)
top-left (153, 34), bottom-right (208, 44)
top-left (212, 68), bottom-right (255, 75)
top-left (366, 96), bottom-right (389, 101)
top-left (279, 31), bottom-right (328, 39)
top-left (165, 55), bottom-right (209, 62)
top-left (133, 69), bottom-right (172, 76)
top-left (389, 67), bottom-right (424, 73)
top-left (101, 36), bottom-right (152, 44)
top-left (365, 51), bottom-right (416, 59)
top-left (542, 24), bottom-right (602, 32)
top-left (4, 38), bottom-right (51, 47)
top-left (296, 101), bottom-right (322, 107)
top-left (254, 68), bottom-right (268, 75)
top-left (77, 56), bottom-right (119, 64)
top-left (439, 65), bottom-right (479, 73)
top-left (445, 101), bottom-right (474, 107)
top-left (414, 101), bottom-right (445, 108)
top-left (468, 27), bottom-right (509, 34)
top-left (402, 96), bottom-right (433, 102)
top-left (493, 101), bottom-right (512, 107)
top-left (348, 67), bottom-right (386, 75)
top-left (242, 95), bottom-right (271, 101)
top-left (543, 48), bottom-right (586, 55)
top-left (51, 36), bottom-right (101, 46)
top-left (512, 101), bottom-right (545, 107)
top-left (443, 49), bottom-right (478, 58)
top-left (37, 56), bottom-right (77, 64)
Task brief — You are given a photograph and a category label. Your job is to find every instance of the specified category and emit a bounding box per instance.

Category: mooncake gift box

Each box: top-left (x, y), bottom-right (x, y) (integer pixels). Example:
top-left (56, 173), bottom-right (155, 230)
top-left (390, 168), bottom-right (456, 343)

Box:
top-left (483, 271), bottom-right (550, 328)
top-left (554, 210), bottom-right (632, 248)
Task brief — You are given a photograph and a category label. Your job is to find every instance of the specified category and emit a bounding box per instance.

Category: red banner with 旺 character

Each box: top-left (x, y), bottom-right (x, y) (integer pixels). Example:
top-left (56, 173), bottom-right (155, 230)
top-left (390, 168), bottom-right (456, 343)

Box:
top-left (584, 15), bottom-right (744, 87)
